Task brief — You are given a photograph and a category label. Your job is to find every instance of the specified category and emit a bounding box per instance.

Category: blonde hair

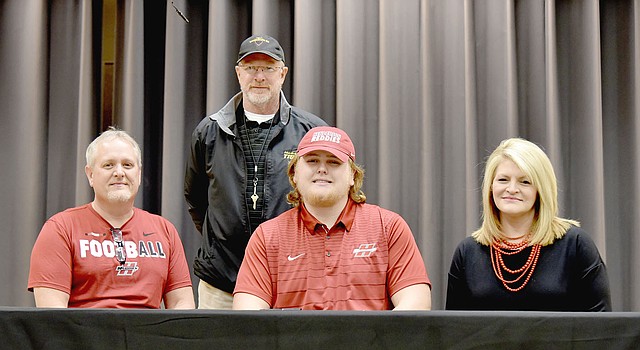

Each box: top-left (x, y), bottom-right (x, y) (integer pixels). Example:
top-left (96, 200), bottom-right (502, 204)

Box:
top-left (472, 138), bottom-right (579, 246)
top-left (86, 126), bottom-right (142, 168)
top-left (286, 154), bottom-right (366, 207)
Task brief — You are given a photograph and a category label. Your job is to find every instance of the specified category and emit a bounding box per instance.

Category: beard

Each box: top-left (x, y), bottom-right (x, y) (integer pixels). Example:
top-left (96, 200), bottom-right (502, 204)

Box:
top-left (246, 90), bottom-right (273, 105)
top-left (107, 189), bottom-right (133, 202)
top-left (299, 184), bottom-right (350, 208)
top-left (244, 82), bottom-right (283, 107)
top-left (304, 192), bottom-right (343, 207)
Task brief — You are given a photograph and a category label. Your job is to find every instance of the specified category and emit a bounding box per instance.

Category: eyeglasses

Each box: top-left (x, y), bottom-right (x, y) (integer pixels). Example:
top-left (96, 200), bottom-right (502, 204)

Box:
top-left (238, 65), bottom-right (284, 74)
top-left (110, 228), bottom-right (126, 265)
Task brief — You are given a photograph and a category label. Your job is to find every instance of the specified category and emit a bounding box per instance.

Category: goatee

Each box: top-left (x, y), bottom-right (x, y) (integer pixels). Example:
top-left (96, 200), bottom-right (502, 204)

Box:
top-left (107, 190), bottom-right (132, 202)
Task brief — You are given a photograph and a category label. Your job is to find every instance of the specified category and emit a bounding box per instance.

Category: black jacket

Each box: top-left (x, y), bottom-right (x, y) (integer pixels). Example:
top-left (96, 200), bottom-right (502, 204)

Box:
top-left (184, 91), bottom-right (327, 293)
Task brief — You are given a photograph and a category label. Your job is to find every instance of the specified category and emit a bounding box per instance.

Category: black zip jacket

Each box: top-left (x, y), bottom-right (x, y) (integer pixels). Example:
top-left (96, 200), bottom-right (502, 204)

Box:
top-left (184, 91), bottom-right (327, 293)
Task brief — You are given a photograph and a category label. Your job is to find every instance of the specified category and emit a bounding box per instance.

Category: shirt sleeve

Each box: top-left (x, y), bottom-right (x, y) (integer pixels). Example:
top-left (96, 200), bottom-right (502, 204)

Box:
top-left (445, 239), bottom-right (471, 310)
top-left (573, 231), bottom-right (612, 311)
top-left (164, 219), bottom-right (193, 294)
top-left (385, 213), bottom-right (430, 297)
top-left (27, 217), bottom-right (73, 293)
top-left (184, 127), bottom-right (209, 233)
top-left (233, 226), bottom-right (273, 306)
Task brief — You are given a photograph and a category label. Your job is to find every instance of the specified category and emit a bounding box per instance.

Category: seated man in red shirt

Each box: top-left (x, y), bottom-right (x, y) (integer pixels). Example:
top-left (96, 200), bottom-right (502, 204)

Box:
top-left (233, 126), bottom-right (431, 310)
top-left (28, 127), bottom-right (194, 309)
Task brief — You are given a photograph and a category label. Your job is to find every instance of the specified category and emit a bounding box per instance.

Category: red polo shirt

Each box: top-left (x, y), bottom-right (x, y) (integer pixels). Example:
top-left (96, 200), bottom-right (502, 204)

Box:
top-left (234, 199), bottom-right (430, 310)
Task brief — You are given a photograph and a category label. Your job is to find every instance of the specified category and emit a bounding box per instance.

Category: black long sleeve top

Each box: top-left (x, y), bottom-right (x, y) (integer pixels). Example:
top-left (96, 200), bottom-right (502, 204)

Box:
top-left (446, 226), bottom-right (611, 311)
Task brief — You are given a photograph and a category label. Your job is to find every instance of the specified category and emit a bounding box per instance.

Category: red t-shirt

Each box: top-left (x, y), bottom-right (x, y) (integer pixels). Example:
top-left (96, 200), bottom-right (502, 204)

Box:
top-left (28, 204), bottom-right (192, 308)
top-left (234, 200), bottom-right (430, 310)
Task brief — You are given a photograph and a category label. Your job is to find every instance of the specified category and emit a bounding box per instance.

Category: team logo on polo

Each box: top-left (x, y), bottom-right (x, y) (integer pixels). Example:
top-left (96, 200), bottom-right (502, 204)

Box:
top-left (353, 243), bottom-right (377, 258)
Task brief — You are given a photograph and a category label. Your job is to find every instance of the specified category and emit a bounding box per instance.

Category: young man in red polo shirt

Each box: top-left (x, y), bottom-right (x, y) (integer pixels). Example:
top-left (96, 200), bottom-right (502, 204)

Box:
top-left (233, 126), bottom-right (431, 310)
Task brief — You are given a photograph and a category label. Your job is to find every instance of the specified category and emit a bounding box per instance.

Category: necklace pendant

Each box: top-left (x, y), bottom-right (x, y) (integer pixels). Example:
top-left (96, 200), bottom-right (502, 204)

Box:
top-left (251, 193), bottom-right (259, 209)
top-left (251, 184), bottom-right (259, 210)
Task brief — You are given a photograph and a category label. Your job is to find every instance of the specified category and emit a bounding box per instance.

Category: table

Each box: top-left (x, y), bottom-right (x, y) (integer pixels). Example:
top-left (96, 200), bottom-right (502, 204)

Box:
top-left (1, 308), bottom-right (638, 349)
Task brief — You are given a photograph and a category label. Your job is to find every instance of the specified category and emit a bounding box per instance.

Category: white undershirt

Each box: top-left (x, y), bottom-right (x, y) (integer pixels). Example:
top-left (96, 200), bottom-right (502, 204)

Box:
top-left (244, 110), bottom-right (275, 124)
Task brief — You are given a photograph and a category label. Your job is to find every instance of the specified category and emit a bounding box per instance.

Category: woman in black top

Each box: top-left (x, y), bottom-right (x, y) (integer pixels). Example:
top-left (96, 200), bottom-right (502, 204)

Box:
top-left (446, 138), bottom-right (611, 311)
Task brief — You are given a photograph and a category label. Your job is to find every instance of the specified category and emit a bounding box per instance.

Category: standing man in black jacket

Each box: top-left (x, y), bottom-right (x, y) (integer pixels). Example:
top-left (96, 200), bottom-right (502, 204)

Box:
top-left (185, 34), bottom-right (327, 309)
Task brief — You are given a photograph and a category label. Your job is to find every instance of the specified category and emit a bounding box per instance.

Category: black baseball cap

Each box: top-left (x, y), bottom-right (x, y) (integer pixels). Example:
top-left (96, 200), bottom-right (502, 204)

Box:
top-left (237, 35), bottom-right (285, 63)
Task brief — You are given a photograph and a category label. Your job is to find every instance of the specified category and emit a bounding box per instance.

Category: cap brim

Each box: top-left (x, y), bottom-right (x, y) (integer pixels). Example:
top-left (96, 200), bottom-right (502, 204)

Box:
top-left (237, 51), bottom-right (284, 64)
top-left (298, 146), bottom-right (350, 163)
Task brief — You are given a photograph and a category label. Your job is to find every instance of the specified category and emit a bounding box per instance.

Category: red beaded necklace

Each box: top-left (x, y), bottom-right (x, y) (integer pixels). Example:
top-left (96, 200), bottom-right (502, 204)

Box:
top-left (490, 238), bottom-right (541, 292)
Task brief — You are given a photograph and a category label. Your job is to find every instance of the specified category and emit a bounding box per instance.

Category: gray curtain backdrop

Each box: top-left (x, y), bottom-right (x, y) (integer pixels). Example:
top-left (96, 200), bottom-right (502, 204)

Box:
top-left (1, 0), bottom-right (638, 311)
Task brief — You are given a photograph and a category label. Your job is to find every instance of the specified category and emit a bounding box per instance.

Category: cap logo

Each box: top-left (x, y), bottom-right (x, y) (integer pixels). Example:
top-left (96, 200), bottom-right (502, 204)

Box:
top-left (311, 131), bottom-right (342, 144)
top-left (249, 37), bottom-right (270, 46)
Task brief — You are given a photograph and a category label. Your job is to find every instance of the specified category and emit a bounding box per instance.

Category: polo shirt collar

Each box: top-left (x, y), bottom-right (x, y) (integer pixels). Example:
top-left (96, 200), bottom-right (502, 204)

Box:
top-left (300, 198), bottom-right (357, 234)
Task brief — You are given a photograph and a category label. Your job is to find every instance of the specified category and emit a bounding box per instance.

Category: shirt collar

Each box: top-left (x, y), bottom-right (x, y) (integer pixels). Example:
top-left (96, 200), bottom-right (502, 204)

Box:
top-left (300, 198), bottom-right (357, 234)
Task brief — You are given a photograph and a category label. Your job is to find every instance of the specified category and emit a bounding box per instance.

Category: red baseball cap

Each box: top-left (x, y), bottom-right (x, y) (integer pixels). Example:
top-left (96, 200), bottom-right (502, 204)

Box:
top-left (297, 126), bottom-right (356, 163)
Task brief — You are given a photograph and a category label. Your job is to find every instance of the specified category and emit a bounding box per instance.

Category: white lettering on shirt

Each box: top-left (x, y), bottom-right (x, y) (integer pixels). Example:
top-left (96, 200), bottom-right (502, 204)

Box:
top-left (78, 239), bottom-right (165, 259)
